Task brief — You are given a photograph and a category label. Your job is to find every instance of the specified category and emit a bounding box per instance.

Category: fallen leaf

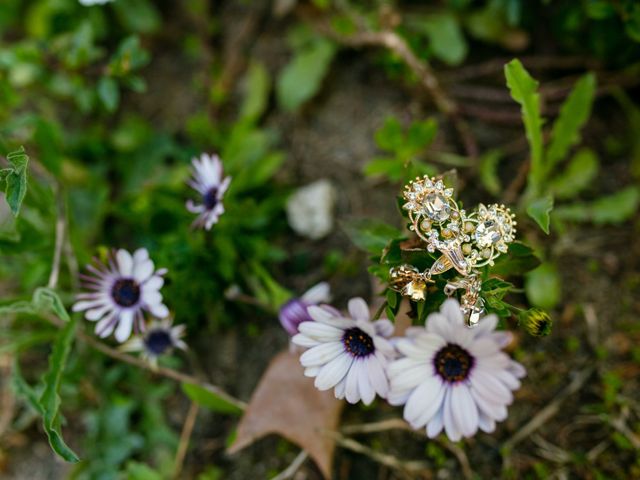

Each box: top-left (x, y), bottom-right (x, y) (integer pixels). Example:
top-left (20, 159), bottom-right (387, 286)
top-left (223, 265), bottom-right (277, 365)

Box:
top-left (227, 350), bottom-right (344, 478)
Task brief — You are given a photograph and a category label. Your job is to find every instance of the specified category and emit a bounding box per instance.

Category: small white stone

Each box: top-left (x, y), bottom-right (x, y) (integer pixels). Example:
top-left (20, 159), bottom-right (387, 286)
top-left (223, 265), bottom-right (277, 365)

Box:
top-left (286, 180), bottom-right (337, 240)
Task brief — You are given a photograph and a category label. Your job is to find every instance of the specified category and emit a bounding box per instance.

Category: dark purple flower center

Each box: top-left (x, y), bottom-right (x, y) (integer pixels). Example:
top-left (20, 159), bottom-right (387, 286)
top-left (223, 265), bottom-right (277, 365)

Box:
top-left (434, 344), bottom-right (474, 383)
top-left (203, 187), bottom-right (219, 210)
top-left (342, 327), bottom-right (374, 357)
top-left (144, 329), bottom-right (173, 355)
top-left (111, 278), bottom-right (141, 307)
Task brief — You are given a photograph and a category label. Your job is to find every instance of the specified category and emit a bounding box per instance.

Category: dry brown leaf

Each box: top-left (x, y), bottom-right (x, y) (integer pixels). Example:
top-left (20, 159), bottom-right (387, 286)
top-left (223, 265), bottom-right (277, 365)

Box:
top-left (227, 349), bottom-right (344, 478)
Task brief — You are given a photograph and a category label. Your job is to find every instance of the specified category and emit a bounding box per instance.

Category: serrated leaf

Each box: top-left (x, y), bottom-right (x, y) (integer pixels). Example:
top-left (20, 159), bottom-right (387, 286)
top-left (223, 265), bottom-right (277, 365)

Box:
top-left (525, 263), bottom-right (561, 309)
top-left (342, 219), bottom-right (402, 255)
top-left (276, 38), bottom-right (336, 111)
top-left (374, 116), bottom-right (404, 152)
top-left (505, 59), bottom-right (544, 189)
top-left (39, 315), bottom-right (79, 463)
top-left (526, 194), bottom-right (554, 234)
top-left (181, 383), bottom-right (243, 415)
top-left (546, 73), bottom-right (596, 172)
top-left (240, 61), bottom-right (271, 122)
top-left (34, 287), bottom-right (71, 322)
top-left (406, 119), bottom-right (438, 151)
top-left (550, 148), bottom-right (598, 199)
top-left (3, 146), bottom-right (29, 217)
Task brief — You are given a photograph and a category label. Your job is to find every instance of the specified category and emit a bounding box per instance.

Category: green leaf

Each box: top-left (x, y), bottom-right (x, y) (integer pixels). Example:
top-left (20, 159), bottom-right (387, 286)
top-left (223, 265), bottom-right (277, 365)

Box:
top-left (526, 194), bottom-right (554, 234)
top-left (546, 73), bottom-right (596, 172)
top-left (3, 146), bottom-right (29, 217)
top-left (375, 117), bottom-right (404, 152)
top-left (181, 383), bottom-right (243, 415)
top-left (525, 263), bottom-right (561, 310)
top-left (276, 37), bottom-right (336, 111)
top-left (479, 150), bottom-right (502, 196)
top-left (342, 219), bottom-right (403, 255)
top-left (491, 241), bottom-right (541, 277)
top-left (240, 61), bottom-right (271, 122)
top-left (33, 288), bottom-right (71, 322)
top-left (554, 186), bottom-right (640, 225)
top-left (98, 76), bottom-right (120, 112)
top-left (124, 461), bottom-right (164, 480)
top-left (419, 13), bottom-right (468, 66)
top-left (38, 315), bottom-right (79, 463)
top-left (406, 119), bottom-right (438, 152)
top-left (591, 186), bottom-right (640, 224)
top-left (504, 59), bottom-right (544, 189)
top-left (482, 278), bottom-right (515, 300)
top-left (11, 360), bottom-right (44, 415)
top-left (363, 157), bottom-right (406, 182)
top-left (550, 148), bottom-right (598, 199)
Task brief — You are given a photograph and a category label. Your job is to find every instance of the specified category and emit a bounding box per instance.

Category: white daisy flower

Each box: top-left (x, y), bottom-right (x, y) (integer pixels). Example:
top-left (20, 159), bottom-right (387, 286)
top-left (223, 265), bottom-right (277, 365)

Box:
top-left (292, 297), bottom-right (396, 405)
top-left (120, 317), bottom-right (187, 368)
top-left (73, 248), bottom-right (169, 343)
top-left (387, 299), bottom-right (526, 442)
top-left (186, 153), bottom-right (231, 230)
top-left (278, 282), bottom-right (332, 336)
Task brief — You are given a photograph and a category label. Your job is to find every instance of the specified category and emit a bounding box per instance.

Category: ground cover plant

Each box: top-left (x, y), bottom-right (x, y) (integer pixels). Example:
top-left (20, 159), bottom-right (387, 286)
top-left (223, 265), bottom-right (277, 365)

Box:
top-left (1, 0), bottom-right (640, 479)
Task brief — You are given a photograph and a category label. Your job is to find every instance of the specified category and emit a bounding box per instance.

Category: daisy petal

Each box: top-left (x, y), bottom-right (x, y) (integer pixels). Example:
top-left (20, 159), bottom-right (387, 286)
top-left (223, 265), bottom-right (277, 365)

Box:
top-left (347, 298), bottom-right (370, 322)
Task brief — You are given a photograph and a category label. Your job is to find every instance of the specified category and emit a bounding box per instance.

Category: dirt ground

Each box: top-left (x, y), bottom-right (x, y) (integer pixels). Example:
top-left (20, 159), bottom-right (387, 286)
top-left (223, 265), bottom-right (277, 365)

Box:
top-left (3, 2), bottom-right (640, 479)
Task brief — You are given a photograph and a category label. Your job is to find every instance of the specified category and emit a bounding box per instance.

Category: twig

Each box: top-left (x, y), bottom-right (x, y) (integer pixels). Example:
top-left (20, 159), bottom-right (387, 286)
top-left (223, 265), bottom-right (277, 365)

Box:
top-left (501, 157), bottom-right (529, 205)
top-left (173, 401), bottom-right (200, 479)
top-left (441, 56), bottom-right (602, 84)
top-left (303, 11), bottom-right (478, 159)
top-left (325, 430), bottom-right (430, 473)
top-left (45, 314), bottom-right (247, 411)
top-left (271, 450), bottom-right (309, 480)
top-left (502, 366), bottom-right (595, 455)
top-left (342, 418), bottom-right (473, 479)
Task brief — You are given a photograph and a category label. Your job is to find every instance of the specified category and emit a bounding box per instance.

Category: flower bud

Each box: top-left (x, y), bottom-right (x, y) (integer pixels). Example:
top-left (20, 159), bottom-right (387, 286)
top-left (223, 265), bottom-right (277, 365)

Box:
top-left (519, 308), bottom-right (552, 337)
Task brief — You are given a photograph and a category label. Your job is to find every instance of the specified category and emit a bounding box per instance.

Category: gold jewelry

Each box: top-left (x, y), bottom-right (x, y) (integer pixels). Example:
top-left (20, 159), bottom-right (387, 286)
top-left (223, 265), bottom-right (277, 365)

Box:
top-left (391, 175), bottom-right (518, 327)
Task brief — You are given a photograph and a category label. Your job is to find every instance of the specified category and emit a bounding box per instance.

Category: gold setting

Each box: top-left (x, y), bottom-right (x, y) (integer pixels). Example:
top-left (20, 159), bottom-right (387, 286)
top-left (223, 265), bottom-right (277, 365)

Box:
top-left (391, 176), bottom-right (517, 327)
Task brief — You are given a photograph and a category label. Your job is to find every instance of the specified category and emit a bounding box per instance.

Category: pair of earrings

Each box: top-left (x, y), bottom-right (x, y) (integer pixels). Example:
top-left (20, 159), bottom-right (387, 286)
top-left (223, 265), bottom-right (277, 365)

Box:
top-left (389, 176), bottom-right (516, 326)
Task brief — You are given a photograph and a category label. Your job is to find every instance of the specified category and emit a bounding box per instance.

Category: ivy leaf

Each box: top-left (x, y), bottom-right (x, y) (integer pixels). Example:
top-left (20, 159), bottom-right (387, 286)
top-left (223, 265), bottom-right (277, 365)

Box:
top-left (505, 59), bottom-right (544, 189)
top-left (38, 314), bottom-right (80, 463)
top-left (526, 194), bottom-right (554, 234)
top-left (2, 146), bottom-right (29, 217)
top-left (181, 383), bottom-right (243, 416)
top-left (546, 73), bottom-right (596, 172)
top-left (550, 148), bottom-right (598, 200)
top-left (276, 37), bottom-right (336, 111)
